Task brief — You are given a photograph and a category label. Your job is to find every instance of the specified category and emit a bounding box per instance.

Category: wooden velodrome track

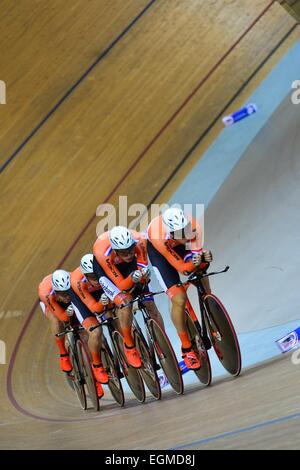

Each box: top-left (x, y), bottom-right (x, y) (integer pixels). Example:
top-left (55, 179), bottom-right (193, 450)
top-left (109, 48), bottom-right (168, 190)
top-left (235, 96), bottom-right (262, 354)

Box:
top-left (0, 0), bottom-right (299, 449)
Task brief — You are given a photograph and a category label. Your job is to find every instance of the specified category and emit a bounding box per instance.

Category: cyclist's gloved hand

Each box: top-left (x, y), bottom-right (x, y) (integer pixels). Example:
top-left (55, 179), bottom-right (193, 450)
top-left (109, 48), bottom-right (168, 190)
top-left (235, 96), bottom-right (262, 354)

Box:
top-left (66, 305), bottom-right (74, 317)
top-left (202, 250), bottom-right (213, 263)
top-left (100, 293), bottom-right (109, 306)
top-left (141, 266), bottom-right (151, 282)
top-left (131, 270), bottom-right (143, 283)
top-left (192, 252), bottom-right (202, 267)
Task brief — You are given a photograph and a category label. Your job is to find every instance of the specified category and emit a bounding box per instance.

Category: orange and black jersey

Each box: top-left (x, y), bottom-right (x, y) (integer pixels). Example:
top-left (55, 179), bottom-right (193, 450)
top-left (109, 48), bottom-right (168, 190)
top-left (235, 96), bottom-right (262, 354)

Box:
top-left (147, 214), bottom-right (205, 275)
top-left (70, 267), bottom-right (105, 314)
top-left (93, 230), bottom-right (148, 292)
top-left (38, 274), bottom-right (70, 322)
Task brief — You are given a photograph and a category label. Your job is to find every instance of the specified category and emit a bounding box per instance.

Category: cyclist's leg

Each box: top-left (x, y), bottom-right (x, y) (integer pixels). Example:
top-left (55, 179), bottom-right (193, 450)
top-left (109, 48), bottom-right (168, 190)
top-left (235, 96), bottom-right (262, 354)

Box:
top-left (69, 293), bottom-right (104, 360)
top-left (40, 302), bottom-right (72, 372)
top-left (167, 287), bottom-right (201, 369)
top-left (97, 275), bottom-right (123, 334)
top-left (81, 317), bottom-right (102, 363)
top-left (113, 301), bottom-right (142, 368)
top-left (167, 286), bottom-right (190, 346)
top-left (48, 312), bottom-right (65, 343)
top-left (148, 242), bottom-right (200, 369)
top-left (71, 297), bottom-right (108, 384)
top-left (113, 300), bottom-right (134, 347)
top-left (141, 285), bottom-right (165, 329)
top-left (147, 242), bottom-right (188, 339)
top-left (82, 317), bottom-right (109, 385)
top-left (98, 284), bottom-right (141, 368)
top-left (97, 261), bottom-right (136, 348)
top-left (108, 261), bottom-right (143, 360)
top-left (99, 260), bottom-right (142, 368)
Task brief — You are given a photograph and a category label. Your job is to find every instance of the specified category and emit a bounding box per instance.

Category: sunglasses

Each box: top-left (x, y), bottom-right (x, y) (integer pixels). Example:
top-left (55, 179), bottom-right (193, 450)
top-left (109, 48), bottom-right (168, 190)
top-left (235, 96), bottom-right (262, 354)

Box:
top-left (115, 246), bottom-right (136, 256)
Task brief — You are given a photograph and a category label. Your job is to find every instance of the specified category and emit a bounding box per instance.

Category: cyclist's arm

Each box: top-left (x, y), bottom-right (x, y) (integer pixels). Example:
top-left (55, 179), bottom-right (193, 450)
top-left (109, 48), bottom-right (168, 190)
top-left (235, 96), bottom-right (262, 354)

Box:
top-left (39, 293), bottom-right (69, 322)
top-left (99, 276), bottom-right (131, 307)
top-left (112, 272), bottom-right (135, 291)
top-left (150, 239), bottom-right (201, 274)
top-left (135, 237), bottom-right (148, 268)
top-left (69, 289), bottom-right (100, 322)
top-left (93, 254), bottom-right (135, 291)
top-left (75, 281), bottom-right (104, 314)
top-left (187, 217), bottom-right (203, 251)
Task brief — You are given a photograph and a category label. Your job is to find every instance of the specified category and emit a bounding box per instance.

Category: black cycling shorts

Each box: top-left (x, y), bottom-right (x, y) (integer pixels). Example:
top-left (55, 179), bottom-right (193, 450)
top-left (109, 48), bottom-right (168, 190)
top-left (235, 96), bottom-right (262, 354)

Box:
top-left (147, 241), bottom-right (185, 291)
top-left (69, 289), bottom-right (97, 324)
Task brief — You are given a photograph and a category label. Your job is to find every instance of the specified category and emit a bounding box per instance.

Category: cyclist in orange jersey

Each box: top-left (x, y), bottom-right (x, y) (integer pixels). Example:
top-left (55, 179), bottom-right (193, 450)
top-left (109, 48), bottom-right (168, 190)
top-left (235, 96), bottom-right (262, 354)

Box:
top-left (93, 226), bottom-right (163, 369)
top-left (69, 254), bottom-right (113, 394)
top-left (39, 261), bottom-right (110, 398)
top-left (39, 269), bottom-right (76, 374)
top-left (147, 208), bottom-right (213, 370)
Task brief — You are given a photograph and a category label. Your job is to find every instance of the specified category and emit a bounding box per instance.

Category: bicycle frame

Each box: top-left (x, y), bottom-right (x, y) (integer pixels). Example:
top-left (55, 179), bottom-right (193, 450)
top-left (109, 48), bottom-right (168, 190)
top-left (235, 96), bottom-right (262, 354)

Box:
top-left (121, 290), bottom-right (184, 395)
top-left (183, 266), bottom-right (230, 346)
top-left (57, 324), bottom-right (86, 377)
top-left (120, 289), bottom-right (166, 366)
top-left (132, 300), bottom-right (161, 367)
top-left (95, 310), bottom-right (125, 377)
top-left (184, 280), bottom-right (210, 347)
top-left (57, 323), bottom-right (84, 353)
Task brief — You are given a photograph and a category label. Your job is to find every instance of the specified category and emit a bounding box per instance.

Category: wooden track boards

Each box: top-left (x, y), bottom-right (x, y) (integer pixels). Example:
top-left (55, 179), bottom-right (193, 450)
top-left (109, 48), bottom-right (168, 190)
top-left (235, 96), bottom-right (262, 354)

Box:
top-left (0, 0), bottom-right (299, 449)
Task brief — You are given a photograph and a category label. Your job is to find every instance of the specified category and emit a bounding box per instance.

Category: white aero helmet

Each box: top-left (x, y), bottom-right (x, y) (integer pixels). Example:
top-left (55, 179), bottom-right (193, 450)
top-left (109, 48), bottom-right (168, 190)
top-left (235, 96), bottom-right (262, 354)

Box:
top-left (52, 269), bottom-right (71, 291)
top-left (80, 254), bottom-right (94, 274)
top-left (109, 226), bottom-right (135, 250)
top-left (162, 208), bottom-right (188, 232)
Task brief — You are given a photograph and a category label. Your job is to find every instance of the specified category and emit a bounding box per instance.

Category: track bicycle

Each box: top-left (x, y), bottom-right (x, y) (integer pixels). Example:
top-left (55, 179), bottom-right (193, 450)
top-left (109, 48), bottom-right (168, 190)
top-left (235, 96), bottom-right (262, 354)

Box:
top-left (121, 289), bottom-right (184, 395)
top-left (183, 266), bottom-right (242, 380)
top-left (56, 322), bottom-right (99, 411)
top-left (91, 310), bottom-right (146, 403)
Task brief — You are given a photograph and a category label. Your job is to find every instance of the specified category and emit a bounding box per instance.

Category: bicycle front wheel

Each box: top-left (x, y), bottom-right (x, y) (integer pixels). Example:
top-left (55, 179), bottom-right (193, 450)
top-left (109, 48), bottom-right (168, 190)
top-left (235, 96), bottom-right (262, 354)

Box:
top-left (67, 344), bottom-right (87, 410)
top-left (101, 346), bottom-right (125, 407)
top-left (113, 331), bottom-right (145, 403)
top-left (77, 340), bottom-right (99, 411)
top-left (185, 313), bottom-right (212, 386)
top-left (204, 294), bottom-right (242, 376)
top-left (149, 319), bottom-right (184, 395)
top-left (135, 330), bottom-right (161, 400)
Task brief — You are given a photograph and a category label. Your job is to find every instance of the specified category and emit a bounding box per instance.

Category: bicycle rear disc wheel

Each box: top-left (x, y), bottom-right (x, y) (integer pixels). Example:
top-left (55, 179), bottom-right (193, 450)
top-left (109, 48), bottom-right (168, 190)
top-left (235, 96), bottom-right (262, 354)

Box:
top-left (101, 346), bottom-right (125, 407)
top-left (68, 345), bottom-right (87, 410)
top-left (149, 319), bottom-right (184, 395)
top-left (204, 294), bottom-right (242, 376)
top-left (78, 341), bottom-right (99, 411)
top-left (135, 331), bottom-right (161, 400)
top-left (185, 313), bottom-right (212, 386)
top-left (113, 331), bottom-right (145, 403)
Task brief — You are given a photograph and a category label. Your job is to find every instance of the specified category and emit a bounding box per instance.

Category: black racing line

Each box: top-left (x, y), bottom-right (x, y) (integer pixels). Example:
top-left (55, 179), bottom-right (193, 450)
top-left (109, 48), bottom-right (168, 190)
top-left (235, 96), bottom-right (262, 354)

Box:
top-left (0, 0), bottom-right (157, 174)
